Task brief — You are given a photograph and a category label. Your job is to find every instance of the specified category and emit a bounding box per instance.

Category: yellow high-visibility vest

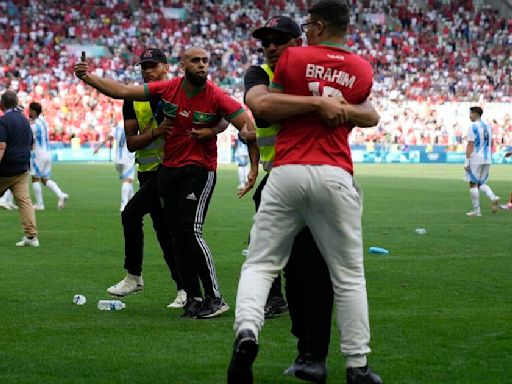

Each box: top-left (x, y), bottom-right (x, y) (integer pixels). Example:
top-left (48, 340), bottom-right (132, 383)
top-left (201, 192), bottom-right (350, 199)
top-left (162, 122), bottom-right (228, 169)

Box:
top-left (133, 101), bottom-right (163, 172)
top-left (256, 64), bottom-right (280, 173)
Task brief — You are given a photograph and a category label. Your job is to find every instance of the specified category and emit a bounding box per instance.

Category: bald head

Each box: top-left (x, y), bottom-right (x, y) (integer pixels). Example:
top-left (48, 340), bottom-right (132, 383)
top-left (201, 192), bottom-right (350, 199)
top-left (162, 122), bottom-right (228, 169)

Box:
top-left (180, 47), bottom-right (209, 86)
top-left (0, 91), bottom-right (18, 111)
top-left (182, 47), bottom-right (208, 61)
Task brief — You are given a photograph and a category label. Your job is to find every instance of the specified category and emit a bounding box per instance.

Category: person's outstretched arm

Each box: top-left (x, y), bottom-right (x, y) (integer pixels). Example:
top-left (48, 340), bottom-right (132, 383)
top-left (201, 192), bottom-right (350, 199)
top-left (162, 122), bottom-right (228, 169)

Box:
top-left (75, 62), bottom-right (148, 100)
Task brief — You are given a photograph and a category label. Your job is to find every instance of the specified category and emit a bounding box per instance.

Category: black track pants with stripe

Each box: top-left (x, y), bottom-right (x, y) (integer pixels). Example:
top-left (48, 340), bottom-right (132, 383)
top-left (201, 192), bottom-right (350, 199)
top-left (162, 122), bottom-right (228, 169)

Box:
top-left (157, 165), bottom-right (220, 299)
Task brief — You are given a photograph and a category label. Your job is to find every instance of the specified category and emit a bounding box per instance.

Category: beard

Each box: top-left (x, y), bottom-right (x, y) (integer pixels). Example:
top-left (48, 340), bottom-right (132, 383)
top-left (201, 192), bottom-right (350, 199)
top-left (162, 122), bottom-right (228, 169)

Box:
top-left (185, 70), bottom-right (207, 86)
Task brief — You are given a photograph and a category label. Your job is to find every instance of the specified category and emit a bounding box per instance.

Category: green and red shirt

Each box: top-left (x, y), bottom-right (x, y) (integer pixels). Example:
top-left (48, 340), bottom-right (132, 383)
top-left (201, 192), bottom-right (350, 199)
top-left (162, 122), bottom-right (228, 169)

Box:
top-left (270, 43), bottom-right (374, 175)
top-left (145, 77), bottom-right (244, 170)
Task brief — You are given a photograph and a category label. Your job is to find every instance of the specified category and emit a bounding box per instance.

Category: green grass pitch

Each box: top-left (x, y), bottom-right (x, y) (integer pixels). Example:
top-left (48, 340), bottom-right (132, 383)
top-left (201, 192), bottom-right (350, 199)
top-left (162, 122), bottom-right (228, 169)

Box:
top-left (1, 163), bottom-right (511, 383)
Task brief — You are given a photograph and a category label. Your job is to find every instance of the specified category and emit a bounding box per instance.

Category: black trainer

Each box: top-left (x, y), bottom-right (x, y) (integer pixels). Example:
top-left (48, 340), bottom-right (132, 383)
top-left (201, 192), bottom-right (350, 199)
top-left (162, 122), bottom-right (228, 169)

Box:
top-left (227, 329), bottom-right (258, 384)
top-left (347, 366), bottom-right (382, 384)
top-left (295, 353), bottom-right (327, 384)
top-left (180, 298), bottom-right (203, 319)
top-left (264, 296), bottom-right (288, 319)
top-left (283, 355), bottom-right (304, 377)
top-left (284, 353), bottom-right (327, 384)
top-left (196, 296), bottom-right (230, 319)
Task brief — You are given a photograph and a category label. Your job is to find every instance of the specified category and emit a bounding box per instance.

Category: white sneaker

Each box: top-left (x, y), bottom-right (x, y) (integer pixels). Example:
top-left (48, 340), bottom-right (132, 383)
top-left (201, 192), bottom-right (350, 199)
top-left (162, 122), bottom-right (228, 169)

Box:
top-left (491, 196), bottom-right (500, 214)
top-left (58, 193), bottom-right (69, 209)
top-left (167, 289), bottom-right (187, 308)
top-left (107, 274), bottom-right (144, 297)
top-left (33, 204), bottom-right (45, 211)
top-left (499, 203), bottom-right (512, 210)
top-left (16, 236), bottom-right (40, 247)
top-left (466, 211), bottom-right (482, 217)
top-left (0, 200), bottom-right (13, 210)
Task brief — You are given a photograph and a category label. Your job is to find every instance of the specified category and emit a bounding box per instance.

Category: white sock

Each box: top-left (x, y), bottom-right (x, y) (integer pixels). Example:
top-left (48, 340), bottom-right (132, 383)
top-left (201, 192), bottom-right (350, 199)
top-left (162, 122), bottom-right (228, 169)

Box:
top-left (32, 182), bottom-right (43, 206)
top-left (128, 183), bottom-right (134, 201)
top-left (479, 184), bottom-right (496, 201)
top-left (470, 187), bottom-right (480, 212)
top-left (45, 179), bottom-right (65, 198)
top-left (238, 166), bottom-right (246, 186)
top-left (242, 165), bottom-right (248, 183)
top-left (3, 189), bottom-right (14, 204)
top-left (121, 181), bottom-right (133, 208)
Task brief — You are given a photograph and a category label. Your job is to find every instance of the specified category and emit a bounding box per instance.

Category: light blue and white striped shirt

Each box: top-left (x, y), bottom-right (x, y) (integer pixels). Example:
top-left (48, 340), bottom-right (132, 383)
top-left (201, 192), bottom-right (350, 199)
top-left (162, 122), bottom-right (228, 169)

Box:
top-left (467, 119), bottom-right (492, 165)
top-left (31, 115), bottom-right (50, 153)
top-left (110, 123), bottom-right (135, 164)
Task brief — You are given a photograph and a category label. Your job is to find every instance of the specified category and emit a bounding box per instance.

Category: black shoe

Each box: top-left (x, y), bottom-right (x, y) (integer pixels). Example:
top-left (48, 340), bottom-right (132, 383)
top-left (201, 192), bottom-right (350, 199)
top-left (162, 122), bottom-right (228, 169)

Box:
top-left (264, 296), bottom-right (288, 319)
top-left (180, 298), bottom-right (203, 319)
top-left (283, 355), bottom-right (305, 377)
top-left (347, 366), bottom-right (382, 384)
top-left (284, 353), bottom-right (327, 384)
top-left (196, 296), bottom-right (230, 319)
top-left (227, 329), bottom-right (258, 384)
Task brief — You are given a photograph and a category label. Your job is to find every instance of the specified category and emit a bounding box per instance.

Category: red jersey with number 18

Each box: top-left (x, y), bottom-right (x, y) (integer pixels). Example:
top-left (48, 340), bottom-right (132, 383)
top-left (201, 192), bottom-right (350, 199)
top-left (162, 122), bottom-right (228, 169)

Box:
top-left (270, 43), bottom-right (373, 175)
top-left (145, 78), bottom-right (244, 170)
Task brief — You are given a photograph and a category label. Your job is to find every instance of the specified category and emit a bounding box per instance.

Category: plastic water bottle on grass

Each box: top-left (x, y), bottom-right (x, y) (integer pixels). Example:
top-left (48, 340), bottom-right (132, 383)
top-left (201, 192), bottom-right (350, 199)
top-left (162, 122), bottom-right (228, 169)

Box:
top-left (368, 246), bottom-right (389, 255)
top-left (73, 294), bottom-right (87, 305)
top-left (97, 300), bottom-right (125, 311)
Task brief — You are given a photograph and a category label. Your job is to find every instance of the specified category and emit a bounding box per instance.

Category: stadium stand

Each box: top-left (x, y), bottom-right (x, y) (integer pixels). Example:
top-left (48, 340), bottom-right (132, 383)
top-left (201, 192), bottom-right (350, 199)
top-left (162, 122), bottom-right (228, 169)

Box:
top-left (0, 0), bottom-right (510, 147)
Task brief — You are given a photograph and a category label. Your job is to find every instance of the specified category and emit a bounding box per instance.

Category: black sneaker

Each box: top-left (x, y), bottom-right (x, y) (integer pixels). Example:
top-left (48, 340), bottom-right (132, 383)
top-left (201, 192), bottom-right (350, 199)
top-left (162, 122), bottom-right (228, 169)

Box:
top-left (264, 296), bottom-right (288, 319)
top-left (196, 296), bottom-right (230, 319)
top-left (227, 329), bottom-right (258, 384)
top-left (347, 366), bottom-right (382, 384)
top-left (284, 353), bottom-right (327, 384)
top-left (180, 298), bottom-right (203, 319)
top-left (283, 355), bottom-right (305, 377)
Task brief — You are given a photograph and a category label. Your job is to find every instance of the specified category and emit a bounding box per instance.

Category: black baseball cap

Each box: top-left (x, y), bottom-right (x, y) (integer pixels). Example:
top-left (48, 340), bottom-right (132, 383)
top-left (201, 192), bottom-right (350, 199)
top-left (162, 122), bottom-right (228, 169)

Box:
top-left (252, 16), bottom-right (301, 39)
top-left (137, 48), bottom-right (168, 65)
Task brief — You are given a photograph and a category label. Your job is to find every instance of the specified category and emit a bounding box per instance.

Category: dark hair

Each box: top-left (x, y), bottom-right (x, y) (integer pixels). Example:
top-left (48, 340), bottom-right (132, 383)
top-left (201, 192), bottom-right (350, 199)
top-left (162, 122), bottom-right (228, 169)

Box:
top-left (0, 91), bottom-right (18, 109)
top-left (29, 101), bottom-right (42, 115)
top-left (308, 0), bottom-right (350, 34)
top-left (470, 106), bottom-right (483, 116)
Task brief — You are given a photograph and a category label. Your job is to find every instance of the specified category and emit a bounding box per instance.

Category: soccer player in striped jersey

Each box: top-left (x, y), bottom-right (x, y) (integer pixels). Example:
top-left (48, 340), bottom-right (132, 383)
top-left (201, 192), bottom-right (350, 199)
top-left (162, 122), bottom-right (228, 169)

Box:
top-left (94, 121), bottom-right (136, 212)
top-left (28, 102), bottom-right (69, 210)
top-left (464, 106), bottom-right (500, 216)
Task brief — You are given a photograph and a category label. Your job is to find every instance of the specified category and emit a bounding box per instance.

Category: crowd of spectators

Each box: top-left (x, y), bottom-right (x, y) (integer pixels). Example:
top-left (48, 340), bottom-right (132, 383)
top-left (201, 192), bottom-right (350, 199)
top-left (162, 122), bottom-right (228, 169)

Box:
top-left (350, 99), bottom-right (512, 149)
top-left (0, 0), bottom-right (510, 147)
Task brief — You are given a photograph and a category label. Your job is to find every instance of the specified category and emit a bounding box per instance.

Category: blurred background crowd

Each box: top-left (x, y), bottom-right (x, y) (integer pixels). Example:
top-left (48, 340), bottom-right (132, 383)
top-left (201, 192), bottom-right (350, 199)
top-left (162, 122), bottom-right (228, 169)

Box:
top-left (0, 0), bottom-right (510, 148)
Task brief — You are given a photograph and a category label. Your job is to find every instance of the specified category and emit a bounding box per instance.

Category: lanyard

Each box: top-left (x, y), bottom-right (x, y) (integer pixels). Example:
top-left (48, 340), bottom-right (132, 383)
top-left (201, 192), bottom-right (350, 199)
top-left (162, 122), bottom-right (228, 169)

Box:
top-left (150, 100), bottom-right (162, 122)
top-left (144, 100), bottom-right (162, 132)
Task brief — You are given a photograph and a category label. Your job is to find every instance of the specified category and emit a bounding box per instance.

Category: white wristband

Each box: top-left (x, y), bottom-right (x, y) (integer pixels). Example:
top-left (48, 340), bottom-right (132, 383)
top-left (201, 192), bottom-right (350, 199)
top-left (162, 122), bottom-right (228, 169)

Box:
top-left (464, 158), bottom-right (470, 167)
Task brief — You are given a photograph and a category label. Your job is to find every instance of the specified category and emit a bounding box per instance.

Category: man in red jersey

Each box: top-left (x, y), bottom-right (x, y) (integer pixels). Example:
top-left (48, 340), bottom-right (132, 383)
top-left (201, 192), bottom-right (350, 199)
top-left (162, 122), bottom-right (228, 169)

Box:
top-left (228, 1), bottom-right (382, 384)
top-left (74, 47), bottom-right (259, 319)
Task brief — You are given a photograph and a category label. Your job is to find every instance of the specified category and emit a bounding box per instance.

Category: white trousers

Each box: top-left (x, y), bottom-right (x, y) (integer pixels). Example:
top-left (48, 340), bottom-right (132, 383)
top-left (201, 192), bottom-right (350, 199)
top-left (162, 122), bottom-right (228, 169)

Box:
top-left (235, 164), bottom-right (371, 359)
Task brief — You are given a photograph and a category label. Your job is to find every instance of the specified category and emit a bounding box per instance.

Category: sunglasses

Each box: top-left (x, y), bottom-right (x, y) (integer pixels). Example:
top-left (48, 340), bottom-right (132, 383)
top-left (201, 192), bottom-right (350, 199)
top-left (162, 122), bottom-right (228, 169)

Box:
top-left (300, 21), bottom-right (317, 33)
top-left (260, 35), bottom-right (293, 48)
